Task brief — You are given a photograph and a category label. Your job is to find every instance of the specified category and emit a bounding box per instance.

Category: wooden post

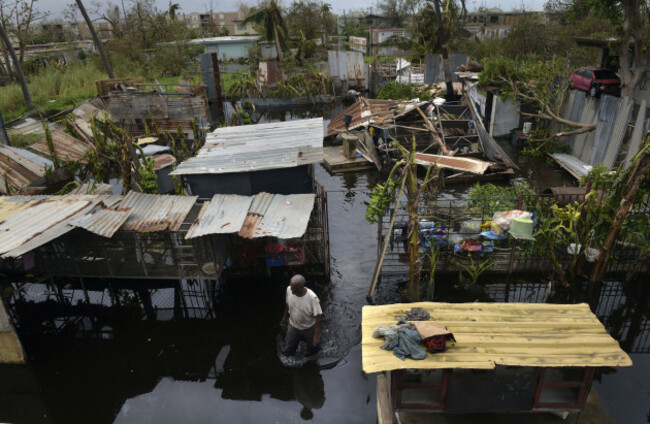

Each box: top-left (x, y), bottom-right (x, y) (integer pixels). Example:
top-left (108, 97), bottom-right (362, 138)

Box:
top-left (0, 111), bottom-right (9, 146)
top-left (376, 373), bottom-right (393, 424)
top-left (367, 171), bottom-right (407, 301)
top-left (413, 102), bottom-right (448, 155)
top-left (210, 53), bottom-right (224, 124)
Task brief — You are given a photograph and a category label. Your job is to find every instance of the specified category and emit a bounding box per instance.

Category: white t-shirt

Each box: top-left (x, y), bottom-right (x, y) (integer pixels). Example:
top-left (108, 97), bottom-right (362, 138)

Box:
top-left (286, 286), bottom-right (322, 330)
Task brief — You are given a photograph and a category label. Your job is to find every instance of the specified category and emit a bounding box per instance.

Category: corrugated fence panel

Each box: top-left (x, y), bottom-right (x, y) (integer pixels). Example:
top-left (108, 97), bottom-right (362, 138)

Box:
top-left (590, 95), bottom-right (621, 166)
top-left (574, 96), bottom-right (598, 162)
top-left (602, 96), bottom-right (633, 169)
top-left (623, 101), bottom-right (647, 167)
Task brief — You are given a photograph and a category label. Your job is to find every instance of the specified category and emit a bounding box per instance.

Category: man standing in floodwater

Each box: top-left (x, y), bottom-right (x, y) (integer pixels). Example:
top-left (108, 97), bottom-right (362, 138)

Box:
top-left (281, 274), bottom-right (322, 356)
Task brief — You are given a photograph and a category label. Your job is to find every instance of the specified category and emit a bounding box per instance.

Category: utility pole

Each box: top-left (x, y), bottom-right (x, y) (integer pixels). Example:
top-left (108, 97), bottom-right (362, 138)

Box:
top-left (75, 0), bottom-right (115, 79)
top-left (0, 20), bottom-right (34, 111)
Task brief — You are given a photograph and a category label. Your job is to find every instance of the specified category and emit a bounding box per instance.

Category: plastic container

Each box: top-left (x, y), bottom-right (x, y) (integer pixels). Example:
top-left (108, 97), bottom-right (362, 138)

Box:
top-left (265, 253), bottom-right (285, 267)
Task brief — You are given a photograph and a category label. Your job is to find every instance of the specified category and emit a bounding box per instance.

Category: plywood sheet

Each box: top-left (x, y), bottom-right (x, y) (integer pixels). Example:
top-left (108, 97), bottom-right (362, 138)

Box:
top-left (362, 302), bottom-right (632, 373)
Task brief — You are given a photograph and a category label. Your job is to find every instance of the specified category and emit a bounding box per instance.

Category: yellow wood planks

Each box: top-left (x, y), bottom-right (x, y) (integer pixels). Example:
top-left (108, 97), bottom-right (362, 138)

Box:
top-left (362, 302), bottom-right (632, 373)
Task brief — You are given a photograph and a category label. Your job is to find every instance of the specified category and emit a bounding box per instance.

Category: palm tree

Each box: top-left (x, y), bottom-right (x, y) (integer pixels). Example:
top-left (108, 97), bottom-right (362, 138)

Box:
top-left (168, 1), bottom-right (180, 20)
top-left (320, 2), bottom-right (332, 47)
top-left (242, 0), bottom-right (288, 61)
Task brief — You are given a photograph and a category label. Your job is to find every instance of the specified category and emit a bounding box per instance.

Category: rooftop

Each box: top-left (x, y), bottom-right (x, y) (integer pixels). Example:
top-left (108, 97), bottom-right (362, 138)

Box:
top-left (172, 118), bottom-right (324, 176)
top-left (190, 36), bottom-right (262, 44)
top-left (362, 302), bottom-right (632, 373)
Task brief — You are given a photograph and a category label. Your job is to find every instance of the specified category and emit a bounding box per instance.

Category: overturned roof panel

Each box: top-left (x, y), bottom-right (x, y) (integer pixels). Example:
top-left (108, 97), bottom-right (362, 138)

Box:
top-left (29, 129), bottom-right (93, 163)
top-left (120, 192), bottom-right (198, 232)
top-left (0, 145), bottom-right (49, 194)
top-left (185, 192), bottom-right (315, 240)
top-left (415, 152), bottom-right (492, 174)
top-left (171, 118), bottom-right (324, 176)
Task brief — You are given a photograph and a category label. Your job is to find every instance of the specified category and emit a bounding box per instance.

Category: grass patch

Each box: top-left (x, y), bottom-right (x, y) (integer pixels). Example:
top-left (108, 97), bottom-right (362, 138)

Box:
top-left (8, 132), bottom-right (43, 148)
top-left (0, 63), bottom-right (107, 121)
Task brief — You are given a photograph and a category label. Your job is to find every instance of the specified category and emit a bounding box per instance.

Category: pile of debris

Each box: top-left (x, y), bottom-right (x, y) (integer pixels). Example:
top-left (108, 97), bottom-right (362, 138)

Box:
top-left (326, 96), bottom-right (517, 184)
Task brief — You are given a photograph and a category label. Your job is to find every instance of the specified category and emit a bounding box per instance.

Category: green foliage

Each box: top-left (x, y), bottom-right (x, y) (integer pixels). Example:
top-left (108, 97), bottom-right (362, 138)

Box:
top-left (450, 253), bottom-right (495, 284)
top-left (286, 0), bottom-right (336, 40)
top-left (467, 182), bottom-right (535, 215)
top-left (137, 156), bottom-right (159, 194)
top-left (0, 62), bottom-right (107, 121)
top-left (366, 161), bottom-right (405, 223)
top-left (376, 82), bottom-right (434, 101)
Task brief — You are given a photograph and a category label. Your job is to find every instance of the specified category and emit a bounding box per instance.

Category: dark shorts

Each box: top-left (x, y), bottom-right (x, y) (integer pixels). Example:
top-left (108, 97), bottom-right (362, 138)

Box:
top-left (283, 324), bottom-right (319, 356)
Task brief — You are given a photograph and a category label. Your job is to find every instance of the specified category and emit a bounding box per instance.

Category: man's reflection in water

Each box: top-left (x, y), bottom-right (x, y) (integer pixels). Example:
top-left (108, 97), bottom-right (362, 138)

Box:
top-left (292, 362), bottom-right (325, 420)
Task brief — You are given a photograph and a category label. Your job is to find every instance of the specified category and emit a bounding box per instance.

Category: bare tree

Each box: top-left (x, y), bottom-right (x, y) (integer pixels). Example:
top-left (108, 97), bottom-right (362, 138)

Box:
top-left (0, 18), bottom-right (33, 110)
top-left (76, 0), bottom-right (115, 78)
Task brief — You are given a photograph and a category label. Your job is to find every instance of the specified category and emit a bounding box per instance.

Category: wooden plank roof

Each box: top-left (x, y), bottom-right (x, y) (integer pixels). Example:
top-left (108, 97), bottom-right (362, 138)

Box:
top-left (362, 302), bottom-right (632, 373)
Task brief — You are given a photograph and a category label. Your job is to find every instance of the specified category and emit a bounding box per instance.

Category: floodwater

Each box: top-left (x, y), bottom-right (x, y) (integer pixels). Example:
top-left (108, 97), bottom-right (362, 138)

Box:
top-left (1, 108), bottom-right (649, 424)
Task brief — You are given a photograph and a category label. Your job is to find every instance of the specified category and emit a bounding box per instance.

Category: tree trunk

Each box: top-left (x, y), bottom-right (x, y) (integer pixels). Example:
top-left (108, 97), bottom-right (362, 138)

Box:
top-left (432, 0), bottom-right (454, 99)
top-left (589, 146), bottom-right (650, 284)
top-left (76, 0), bottom-right (115, 79)
top-left (407, 155), bottom-right (421, 301)
top-left (273, 22), bottom-right (284, 62)
top-left (0, 20), bottom-right (33, 110)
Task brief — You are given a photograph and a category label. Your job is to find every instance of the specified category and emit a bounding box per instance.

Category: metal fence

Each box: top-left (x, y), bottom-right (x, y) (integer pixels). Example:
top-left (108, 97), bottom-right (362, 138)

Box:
top-left (377, 192), bottom-right (650, 279)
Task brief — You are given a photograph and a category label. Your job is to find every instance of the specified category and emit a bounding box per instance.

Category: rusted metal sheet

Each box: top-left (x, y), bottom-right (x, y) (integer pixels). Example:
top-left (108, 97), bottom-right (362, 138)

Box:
top-left (415, 152), bottom-right (492, 174)
top-left (120, 192), bottom-right (198, 232)
top-left (0, 145), bottom-right (51, 195)
top-left (0, 197), bottom-right (39, 224)
top-left (108, 92), bottom-right (207, 121)
top-left (152, 154), bottom-right (176, 171)
top-left (257, 61), bottom-right (284, 86)
top-left (172, 118), bottom-right (324, 176)
top-left (1, 195), bottom-right (121, 258)
top-left (70, 204), bottom-right (133, 238)
top-left (29, 129), bottom-right (93, 163)
top-left (327, 98), bottom-right (394, 137)
top-left (545, 187), bottom-right (589, 206)
top-left (327, 98), bottom-right (417, 137)
top-left (328, 51), bottom-right (366, 88)
top-left (185, 192), bottom-right (315, 240)
top-left (239, 192), bottom-right (274, 238)
top-left (0, 198), bottom-right (93, 256)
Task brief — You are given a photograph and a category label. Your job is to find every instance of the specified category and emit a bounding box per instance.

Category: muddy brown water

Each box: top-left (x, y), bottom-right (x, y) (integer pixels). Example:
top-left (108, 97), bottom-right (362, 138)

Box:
top-left (1, 107), bottom-right (649, 423)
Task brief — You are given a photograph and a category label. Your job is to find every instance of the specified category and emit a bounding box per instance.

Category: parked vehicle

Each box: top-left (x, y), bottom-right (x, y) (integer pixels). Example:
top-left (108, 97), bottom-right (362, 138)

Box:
top-left (569, 67), bottom-right (621, 97)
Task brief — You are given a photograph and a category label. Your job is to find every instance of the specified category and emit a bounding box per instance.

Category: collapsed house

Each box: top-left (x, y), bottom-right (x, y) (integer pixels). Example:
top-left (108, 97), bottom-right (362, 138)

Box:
top-left (326, 97), bottom-right (517, 183)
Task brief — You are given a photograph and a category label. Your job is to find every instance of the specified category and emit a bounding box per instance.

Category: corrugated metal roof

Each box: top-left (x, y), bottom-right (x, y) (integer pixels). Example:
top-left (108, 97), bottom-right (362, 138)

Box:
top-left (186, 194), bottom-right (253, 239)
top-left (171, 118), bottom-right (324, 176)
top-left (70, 204), bottom-right (133, 238)
top-left (1, 195), bottom-right (122, 258)
top-left (186, 192), bottom-right (315, 240)
top-left (415, 153), bottom-right (492, 174)
top-left (362, 302), bottom-right (632, 373)
top-left (0, 145), bottom-right (48, 194)
top-left (549, 153), bottom-right (592, 180)
top-left (29, 129), bottom-right (93, 163)
top-left (253, 194), bottom-right (314, 238)
top-left (0, 197), bottom-right (39, 223)
top-left (0, 197), bottom-right (94, 256)
top-left (120, 192), bottom-right (198, 232)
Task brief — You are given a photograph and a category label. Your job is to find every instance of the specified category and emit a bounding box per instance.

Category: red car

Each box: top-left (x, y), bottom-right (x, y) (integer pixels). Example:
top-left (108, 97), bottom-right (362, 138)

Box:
top-left (569, 67), bottom-right (621, 97)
